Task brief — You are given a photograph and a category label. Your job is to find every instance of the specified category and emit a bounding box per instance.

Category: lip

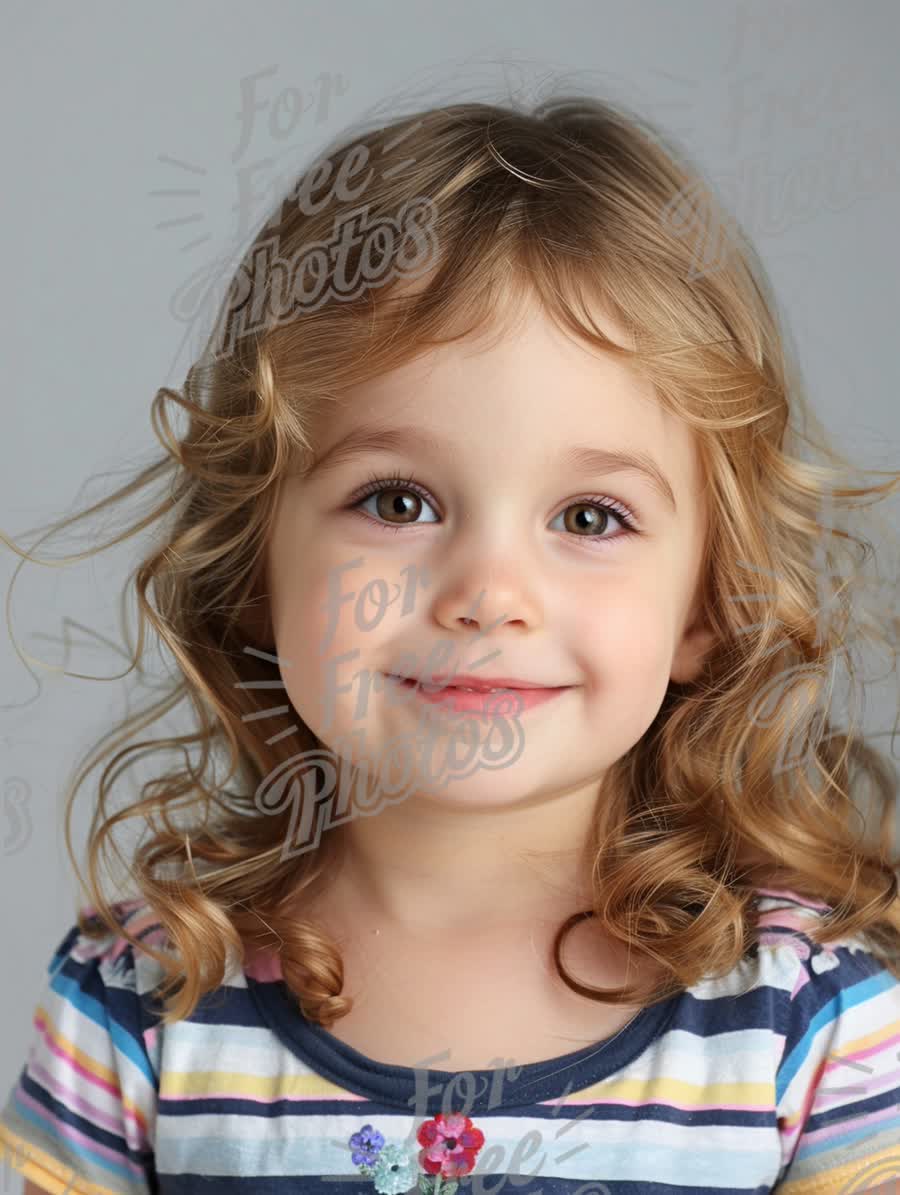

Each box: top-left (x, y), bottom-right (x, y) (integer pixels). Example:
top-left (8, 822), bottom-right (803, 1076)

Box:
top-left (385, 674), bottom-right (573, 717)
top-left (389, 673), bottom-right (566, 692)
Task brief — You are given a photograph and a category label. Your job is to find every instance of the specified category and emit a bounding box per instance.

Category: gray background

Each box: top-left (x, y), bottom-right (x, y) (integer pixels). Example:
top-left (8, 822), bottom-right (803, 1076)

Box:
top-left (1, 3), bottom-right (898, 1188)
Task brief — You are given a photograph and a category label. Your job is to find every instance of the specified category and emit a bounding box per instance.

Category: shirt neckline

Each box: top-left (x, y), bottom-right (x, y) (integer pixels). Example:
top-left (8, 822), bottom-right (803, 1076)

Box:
top-left (247, 970), bottom-right (682, 1112)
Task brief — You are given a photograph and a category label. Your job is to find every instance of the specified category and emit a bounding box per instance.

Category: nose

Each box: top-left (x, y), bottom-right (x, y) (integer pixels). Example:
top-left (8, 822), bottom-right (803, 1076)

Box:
top-left (429, 519), bottom-right (546, 635)
top-left (434, 581), bottom-right (541, 635)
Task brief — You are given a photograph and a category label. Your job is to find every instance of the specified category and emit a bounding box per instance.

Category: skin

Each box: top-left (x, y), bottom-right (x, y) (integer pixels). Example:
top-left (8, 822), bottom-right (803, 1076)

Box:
top-left (264, 291), bottom-right (718, 941)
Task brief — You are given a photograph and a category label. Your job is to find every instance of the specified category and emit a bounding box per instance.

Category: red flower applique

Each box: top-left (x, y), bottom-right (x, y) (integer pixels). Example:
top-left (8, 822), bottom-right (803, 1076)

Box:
top-left (349, 1110), bottom-right (487, 1193)
top-left (417, 1111), bottom-right (485, 1179)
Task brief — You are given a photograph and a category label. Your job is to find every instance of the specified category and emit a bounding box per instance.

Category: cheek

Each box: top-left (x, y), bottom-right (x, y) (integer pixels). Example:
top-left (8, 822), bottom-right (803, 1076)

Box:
top-left (270, 543), bottom-right (416, 719)
top-left (578, 578), bottom-right (675, 661)
top-left (574, 581), bottom-right (680, 726)
top-left (575, 590), bottom-right (675, 748)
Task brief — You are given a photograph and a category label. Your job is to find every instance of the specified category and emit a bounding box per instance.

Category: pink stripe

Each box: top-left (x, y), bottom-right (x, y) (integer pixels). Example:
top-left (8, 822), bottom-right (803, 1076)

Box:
top-left (797, 1100), bottom-right (900, 1151)
top-left (755, 911), bottom-right (823, 934)
top-left (34, 1011), bottom-right (121, 1101)
top-left (32, 1010), bottom-right (151, 1139)
top-left (14, 1085), bottom-right (149, 1180)
top-left (779, 1041), bottom-right (900, 1142)
top-left (819, 1044), bottom-right (900, 1105)
top-left (756, 929), bottom-right (814, 961)
top-left (823, 1026), bottom-right (900, 1069)
top-left (29, 1058), bottom-right (135, 1139)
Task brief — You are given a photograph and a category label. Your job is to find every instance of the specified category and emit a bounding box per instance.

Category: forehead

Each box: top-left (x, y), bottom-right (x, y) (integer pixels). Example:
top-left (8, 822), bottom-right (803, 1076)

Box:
top-left (305, 298), bottom-right (700, 502)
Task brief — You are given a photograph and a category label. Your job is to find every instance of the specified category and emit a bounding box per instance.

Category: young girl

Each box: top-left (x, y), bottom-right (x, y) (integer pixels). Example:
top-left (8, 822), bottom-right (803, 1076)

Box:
top-left (2, 92), bottom-right (899, 1195)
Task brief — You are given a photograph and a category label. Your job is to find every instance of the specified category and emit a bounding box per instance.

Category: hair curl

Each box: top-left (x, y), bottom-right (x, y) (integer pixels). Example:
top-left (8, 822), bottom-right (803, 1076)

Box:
top-left (4, 93), bottom-right (899, 1029)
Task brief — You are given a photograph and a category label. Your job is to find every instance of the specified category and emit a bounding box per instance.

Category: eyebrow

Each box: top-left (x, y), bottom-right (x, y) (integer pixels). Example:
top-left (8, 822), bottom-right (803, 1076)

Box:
top-left (305, 423), bottom-right (677, 513)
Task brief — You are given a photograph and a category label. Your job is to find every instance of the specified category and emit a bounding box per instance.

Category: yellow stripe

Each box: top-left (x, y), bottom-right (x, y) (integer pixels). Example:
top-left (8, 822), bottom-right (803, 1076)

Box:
top-left (567, 1075), bottom-right (776, 1105)
top-left (0, 1120), bottom-right (117, 1195)
top-left (776, 1142), bottom-right (900, 1193)
top-left (162, 1067), bottom-right (775, 1106)
top-left (160, 1068), bottom-right (363, 1099)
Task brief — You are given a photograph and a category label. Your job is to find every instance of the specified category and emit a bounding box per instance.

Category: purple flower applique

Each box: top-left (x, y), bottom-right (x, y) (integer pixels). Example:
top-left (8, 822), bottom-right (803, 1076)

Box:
top-left (347, 1124), bottom-right (418, 1193)
top-left (349, 1123), bottom-right (386, 1171)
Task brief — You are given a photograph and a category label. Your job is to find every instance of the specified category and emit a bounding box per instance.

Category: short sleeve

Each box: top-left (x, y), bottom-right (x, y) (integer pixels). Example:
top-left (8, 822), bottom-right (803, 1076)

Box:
top-left (773, 923), bottom-right (900, 1193)
top-left (0, 906), bottom-right (160, 1195)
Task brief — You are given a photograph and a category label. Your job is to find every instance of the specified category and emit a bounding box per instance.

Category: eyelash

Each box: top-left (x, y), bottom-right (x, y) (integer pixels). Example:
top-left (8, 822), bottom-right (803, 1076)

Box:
top-left (346, 471), bottom-right (642, 547)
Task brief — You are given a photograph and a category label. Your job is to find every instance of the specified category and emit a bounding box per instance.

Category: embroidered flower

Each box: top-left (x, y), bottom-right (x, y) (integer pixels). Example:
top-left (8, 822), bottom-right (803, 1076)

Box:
top-left (349, 1111), bottom-right (487, 1194)
top-left (417, 1112), bottom-right (485, 1178)
top-left (348, 1123), bottom-right (386, 1171)
top-left (371, 1144), bottom-right (418, 1194)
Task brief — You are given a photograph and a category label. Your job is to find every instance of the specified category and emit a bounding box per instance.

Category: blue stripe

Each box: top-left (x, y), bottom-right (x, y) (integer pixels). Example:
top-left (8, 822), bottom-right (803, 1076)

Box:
top-left (777, 968), bottom-right (897, 1102)
top-left (49, 967), bottom-right (157, 1089)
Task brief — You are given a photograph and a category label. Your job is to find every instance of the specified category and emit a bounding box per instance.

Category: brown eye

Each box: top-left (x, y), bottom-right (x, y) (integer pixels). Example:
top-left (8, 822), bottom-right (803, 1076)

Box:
top-left (374, 487), bottom-right (423, 523)
top-left (351, 478), bottom-right (440, 527)
top-left (349, 475), bottom-right (637, 545)
top-left (562, 504), bottom-right (613, 535)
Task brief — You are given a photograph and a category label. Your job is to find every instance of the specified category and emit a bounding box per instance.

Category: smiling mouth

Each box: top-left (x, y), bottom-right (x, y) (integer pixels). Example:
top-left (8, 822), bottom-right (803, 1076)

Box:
top-left (385, 675), bottom-right (573, 716)
top-left (398, 678), bottom-right (512, 694)
top-left (388, 675), bottom-right (570, 694)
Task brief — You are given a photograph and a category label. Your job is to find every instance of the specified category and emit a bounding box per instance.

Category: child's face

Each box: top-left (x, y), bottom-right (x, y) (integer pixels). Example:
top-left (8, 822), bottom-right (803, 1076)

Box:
top-left (265, 295), bottom-right (715, 814)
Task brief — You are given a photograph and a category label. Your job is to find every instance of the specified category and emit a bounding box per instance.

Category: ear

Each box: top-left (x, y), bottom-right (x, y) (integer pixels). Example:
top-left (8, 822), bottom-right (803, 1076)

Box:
top-left (670, 611), bottom-right (717, 684)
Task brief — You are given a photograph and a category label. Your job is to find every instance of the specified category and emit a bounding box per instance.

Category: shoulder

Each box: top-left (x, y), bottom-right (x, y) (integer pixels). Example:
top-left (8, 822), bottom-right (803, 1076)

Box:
top-left (678, 886), bottom-right (894, 1027)
top-left (751, 885), bottom-right (895, 986)
top-left (749, 888), bottom-right (900, 1190)
top-left (46, 896), bottom-right (177, 1037)
top-left (0, 898), bottom-right (168, 1194)
top-left (39, 894), bottom-right (176, 1063)
top-left (748, 885), bottom-right (899, 1033)
top-left (67, 896), bottom-right (174, 985)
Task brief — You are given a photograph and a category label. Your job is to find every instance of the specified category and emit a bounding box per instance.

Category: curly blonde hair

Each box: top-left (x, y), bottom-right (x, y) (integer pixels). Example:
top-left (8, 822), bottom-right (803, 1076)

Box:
top-left (5, 94), bottom-right (899, 1029)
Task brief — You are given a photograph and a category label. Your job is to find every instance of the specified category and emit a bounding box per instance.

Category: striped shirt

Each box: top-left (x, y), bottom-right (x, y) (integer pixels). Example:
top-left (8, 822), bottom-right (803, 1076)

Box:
top-left (1, 887), bottom-right (899, 1194)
